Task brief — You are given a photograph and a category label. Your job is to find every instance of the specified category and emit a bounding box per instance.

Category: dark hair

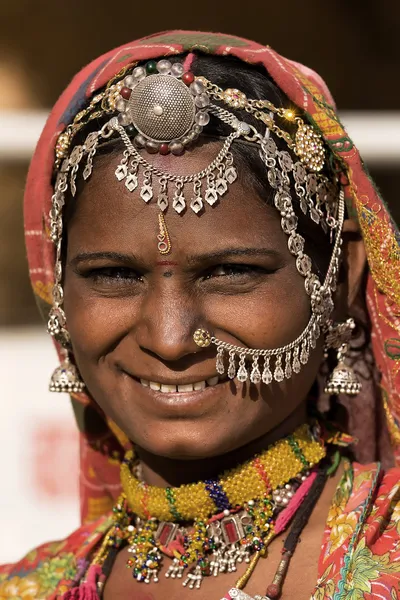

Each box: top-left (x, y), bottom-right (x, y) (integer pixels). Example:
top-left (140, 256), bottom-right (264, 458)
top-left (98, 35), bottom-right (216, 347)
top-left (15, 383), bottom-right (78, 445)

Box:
top-left (65, 52), bottom-right (336, 277)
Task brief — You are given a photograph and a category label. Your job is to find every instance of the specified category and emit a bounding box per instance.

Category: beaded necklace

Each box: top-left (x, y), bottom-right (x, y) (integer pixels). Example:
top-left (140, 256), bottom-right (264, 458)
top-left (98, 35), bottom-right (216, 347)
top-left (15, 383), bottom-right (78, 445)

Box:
top-left (120, 423), bottom-right (324, 521)
top-left (89, 423), bottom-right (327, 593)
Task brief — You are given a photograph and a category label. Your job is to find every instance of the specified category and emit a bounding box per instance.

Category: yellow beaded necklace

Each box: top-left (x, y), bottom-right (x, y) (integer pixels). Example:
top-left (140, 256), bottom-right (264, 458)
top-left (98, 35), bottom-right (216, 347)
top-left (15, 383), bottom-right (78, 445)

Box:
top-left (121, 423), bottom-right (325, 522)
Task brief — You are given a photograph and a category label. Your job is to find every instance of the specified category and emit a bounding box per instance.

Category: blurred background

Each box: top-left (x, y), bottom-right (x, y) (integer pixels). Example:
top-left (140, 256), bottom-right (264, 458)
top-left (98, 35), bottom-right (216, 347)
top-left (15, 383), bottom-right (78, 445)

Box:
top-left (0, 0), bottom-right (399, 562)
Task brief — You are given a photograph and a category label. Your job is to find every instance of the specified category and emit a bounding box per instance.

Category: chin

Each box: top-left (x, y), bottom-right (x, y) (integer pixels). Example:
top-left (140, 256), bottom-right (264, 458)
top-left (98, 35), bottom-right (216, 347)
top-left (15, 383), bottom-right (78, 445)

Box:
top-left (127, 419), bottom-right (243, 461)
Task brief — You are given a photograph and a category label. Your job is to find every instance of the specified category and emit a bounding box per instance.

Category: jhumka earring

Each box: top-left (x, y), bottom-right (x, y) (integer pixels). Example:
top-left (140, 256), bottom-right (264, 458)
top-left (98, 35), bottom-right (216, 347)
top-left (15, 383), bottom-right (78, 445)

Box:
top-left (324, 318), bottom-right (361, 396)
top-left (49, 349), bottom-right (85, 393)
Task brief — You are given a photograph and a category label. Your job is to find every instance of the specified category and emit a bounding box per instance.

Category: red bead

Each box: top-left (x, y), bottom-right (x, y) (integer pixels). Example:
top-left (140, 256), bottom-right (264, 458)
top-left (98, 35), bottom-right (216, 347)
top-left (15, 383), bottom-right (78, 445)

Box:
top-left (159, 143), bottom-right (170, 155)
top-left (120, 86), bottom-right (132, 100)
top-left (182, 71), bottom-right (195, 85)
top-left (266, 583), bottom-right (280, 599)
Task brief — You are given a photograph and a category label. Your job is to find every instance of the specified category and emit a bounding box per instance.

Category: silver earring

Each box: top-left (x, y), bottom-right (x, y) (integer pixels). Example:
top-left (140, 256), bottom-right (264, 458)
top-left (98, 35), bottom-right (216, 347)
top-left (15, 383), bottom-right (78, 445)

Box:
top-left (49, 351), bottom-right (85, 393)
top-left (324, 318), bottom-right (361, 396)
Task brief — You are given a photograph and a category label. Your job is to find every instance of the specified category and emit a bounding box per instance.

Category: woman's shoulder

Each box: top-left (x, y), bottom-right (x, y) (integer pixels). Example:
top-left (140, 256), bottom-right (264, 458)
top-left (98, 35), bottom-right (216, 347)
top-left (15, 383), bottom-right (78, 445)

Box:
top-left (349, 461), bottom-right (400, 512)
top-left (0, 514), bottom-right (112, 599)
top-left (312, 461), bottom-right (400, 600)
top-left (326, 460), bottom-right (400, 549)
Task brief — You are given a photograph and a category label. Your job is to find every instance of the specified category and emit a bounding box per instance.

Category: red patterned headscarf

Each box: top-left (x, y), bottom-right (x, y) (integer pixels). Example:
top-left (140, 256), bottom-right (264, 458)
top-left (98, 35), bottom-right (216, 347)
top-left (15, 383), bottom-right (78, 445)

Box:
top-left (24, 31), bottom-right (400, 524)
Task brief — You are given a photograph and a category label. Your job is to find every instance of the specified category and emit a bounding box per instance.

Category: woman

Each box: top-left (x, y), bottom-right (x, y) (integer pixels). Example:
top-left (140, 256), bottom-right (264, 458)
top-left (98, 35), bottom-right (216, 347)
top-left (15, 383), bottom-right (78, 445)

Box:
top-left (1, 30), bottom-right (400, 600)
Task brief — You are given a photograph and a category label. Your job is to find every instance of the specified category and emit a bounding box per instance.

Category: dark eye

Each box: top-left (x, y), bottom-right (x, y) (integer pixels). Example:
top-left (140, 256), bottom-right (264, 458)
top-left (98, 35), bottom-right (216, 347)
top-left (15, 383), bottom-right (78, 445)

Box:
top-left (86, 267), bottom-right (143, 283)
top-left (204, 264), bottom-right (266, 279)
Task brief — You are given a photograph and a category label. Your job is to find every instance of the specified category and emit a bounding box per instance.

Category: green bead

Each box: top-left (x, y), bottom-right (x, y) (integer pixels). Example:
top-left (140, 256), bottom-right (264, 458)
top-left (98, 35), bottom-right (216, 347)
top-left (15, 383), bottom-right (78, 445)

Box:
top-left (126, 125), bottom-right (137, 137)
top-left (146, 60), bottom-right (157, 74)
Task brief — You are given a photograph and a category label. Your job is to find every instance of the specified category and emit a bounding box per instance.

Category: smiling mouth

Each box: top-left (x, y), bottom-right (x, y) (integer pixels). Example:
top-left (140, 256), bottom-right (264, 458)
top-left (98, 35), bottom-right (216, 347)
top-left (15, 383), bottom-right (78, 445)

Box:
top-left (136, 375), bottom-right (225, 394)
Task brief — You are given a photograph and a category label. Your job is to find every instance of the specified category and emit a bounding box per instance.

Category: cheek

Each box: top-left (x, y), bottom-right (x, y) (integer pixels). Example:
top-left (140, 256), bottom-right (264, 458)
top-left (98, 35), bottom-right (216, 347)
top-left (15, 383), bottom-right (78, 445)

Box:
top-left (206, 265), bottom-right (310, 348)
top-left (63, 275), bottom-right (138, 362)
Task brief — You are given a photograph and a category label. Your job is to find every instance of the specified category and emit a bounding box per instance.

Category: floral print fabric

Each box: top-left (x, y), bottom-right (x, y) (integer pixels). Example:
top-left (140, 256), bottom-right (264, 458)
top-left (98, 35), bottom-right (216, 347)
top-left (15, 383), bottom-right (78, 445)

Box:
top-left (0, 517), bottom-right (112, 600)
top-left (312, 463), bottom-right (400, 599)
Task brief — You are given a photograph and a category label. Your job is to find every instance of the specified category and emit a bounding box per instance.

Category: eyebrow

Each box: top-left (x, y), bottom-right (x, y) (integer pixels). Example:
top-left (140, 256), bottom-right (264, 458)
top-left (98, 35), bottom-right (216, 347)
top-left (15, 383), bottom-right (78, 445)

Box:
top-left (69, 251), bottom-right (139, 267)
top-left (186, 247), bottom-right (282, 264)
top-left (70, 248), bottom-right (283, 267)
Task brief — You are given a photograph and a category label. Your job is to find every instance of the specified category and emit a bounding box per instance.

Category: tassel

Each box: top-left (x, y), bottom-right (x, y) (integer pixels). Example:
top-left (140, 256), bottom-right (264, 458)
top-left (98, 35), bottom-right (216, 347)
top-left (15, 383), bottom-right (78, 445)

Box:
top-left (61, 565), bottom-right (102, 600)
top-left (275, 472), bottom-right (317, 533)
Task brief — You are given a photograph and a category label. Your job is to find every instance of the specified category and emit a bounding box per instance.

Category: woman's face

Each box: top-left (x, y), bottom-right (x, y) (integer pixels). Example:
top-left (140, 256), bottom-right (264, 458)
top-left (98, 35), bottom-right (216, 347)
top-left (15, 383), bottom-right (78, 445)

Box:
top-left (63, 145), bottom-right (325, 460)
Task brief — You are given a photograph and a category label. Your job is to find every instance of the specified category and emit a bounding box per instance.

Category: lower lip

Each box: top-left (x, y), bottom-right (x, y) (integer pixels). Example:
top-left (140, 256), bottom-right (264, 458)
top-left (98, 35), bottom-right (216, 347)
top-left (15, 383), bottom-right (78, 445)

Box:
top-left (126, 375), bottom-right (232, 415)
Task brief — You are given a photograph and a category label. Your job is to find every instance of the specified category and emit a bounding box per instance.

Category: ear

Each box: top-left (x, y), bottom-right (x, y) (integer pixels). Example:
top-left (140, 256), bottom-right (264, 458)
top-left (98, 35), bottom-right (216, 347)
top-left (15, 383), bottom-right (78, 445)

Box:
top-left (342, 219), bottom-right (367, 308)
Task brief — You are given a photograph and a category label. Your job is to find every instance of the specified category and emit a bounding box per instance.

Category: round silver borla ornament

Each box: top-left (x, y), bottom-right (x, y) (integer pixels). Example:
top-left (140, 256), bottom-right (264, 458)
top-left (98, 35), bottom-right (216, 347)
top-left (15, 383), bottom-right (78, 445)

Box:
top-left (127, 74), bottom-right (197, 143)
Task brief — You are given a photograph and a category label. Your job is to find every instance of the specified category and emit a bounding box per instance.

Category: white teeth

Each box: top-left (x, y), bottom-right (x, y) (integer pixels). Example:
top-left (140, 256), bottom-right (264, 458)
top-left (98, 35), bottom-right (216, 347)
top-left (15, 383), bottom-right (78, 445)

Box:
top-left (178, 384), bottom-right (194, 392)
top-left (193, 380), bottom-right (206, 390)
top-left (143, 378), bottom-right (217, 392)
top-left (161, 384), bottom-right (178, 393)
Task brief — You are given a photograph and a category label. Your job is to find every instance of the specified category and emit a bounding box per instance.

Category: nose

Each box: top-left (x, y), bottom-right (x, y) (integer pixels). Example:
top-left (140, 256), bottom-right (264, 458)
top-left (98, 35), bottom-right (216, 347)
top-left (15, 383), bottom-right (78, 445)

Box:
top-left (135, 283), bottom-right (201, 363)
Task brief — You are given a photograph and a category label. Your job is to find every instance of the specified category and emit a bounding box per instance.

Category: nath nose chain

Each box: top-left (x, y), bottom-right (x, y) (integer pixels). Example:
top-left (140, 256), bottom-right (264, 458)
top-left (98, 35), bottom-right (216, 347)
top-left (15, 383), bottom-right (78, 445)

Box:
top-left (48, 57), bottom-right (353, 391)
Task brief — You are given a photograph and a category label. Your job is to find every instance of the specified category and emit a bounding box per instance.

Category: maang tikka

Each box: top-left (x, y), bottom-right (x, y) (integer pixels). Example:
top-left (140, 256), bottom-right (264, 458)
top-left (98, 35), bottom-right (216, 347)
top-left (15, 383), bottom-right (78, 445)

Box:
top-left (49, 57), bottom-right (347, 389)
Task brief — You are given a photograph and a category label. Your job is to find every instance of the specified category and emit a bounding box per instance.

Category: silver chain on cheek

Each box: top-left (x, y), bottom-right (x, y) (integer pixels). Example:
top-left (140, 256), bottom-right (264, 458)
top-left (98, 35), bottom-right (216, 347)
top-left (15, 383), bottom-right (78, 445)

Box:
top-left (204, 183), bottom-right (345, 385)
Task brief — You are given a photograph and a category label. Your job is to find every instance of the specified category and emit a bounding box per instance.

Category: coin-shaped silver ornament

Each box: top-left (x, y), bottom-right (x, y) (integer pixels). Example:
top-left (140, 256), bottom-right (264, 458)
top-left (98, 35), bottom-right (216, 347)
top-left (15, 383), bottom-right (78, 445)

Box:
top-left (127, 74), bottom-right (196, 143)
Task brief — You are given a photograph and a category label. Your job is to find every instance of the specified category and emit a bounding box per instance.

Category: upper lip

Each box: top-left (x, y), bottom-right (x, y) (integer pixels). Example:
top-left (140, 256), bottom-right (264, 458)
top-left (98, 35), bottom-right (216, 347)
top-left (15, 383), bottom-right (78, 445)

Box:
top-left (123, 371), bottom-right (221, 386)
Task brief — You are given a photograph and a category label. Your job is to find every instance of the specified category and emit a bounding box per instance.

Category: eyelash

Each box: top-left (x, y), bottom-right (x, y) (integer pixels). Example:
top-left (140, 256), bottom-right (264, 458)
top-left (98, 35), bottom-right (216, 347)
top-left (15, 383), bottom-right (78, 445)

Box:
top-left (83, 263), bottom-right (270, 284)
top-left (204, 264), bottom-right (267, 279)
top-left (85, 267), bottom-right (143, 283)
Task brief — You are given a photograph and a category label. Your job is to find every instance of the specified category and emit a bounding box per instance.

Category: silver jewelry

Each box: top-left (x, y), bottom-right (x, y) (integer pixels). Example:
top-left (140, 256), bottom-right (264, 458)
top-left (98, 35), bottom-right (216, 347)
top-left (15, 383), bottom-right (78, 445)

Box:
top-left (323, 317), bottom-right (361, 395)
top-left (324, 343), bottom-right (361, 396)
top-left (324, 317), bottom-right (356, 350)
top-left (224, 590), bottom-right (268, 600)
top-left (49, 350), bottom-right (85, 393)
top-left (129, 474), bottom-right (303, 590)
top-left (193, 191), bottom-right (345, 383)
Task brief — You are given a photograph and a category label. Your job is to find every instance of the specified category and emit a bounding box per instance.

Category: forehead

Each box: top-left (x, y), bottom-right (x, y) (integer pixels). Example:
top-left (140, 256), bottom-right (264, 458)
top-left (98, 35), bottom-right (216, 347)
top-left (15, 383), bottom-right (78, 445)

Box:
top-left (67, 144), bottom-right (285, 256)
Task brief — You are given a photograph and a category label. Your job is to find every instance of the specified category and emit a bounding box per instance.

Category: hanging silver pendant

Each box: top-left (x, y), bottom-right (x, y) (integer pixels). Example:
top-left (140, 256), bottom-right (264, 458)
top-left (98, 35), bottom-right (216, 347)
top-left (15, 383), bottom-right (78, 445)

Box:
top-left (237, 354), bottom-right (248, 382)
top-left (273, 355), bottom-right (284, 382)
top-left (115, 163), bottom-right (128, 181)
top-left (228, 350), bottom-right (237, 379)
top-left (250, 354), bottom-right (261, 384)
top-left (216, 347), bottom-right (225, 375)
top-left (173, 193), bottom-right (186, 214)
